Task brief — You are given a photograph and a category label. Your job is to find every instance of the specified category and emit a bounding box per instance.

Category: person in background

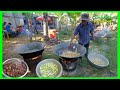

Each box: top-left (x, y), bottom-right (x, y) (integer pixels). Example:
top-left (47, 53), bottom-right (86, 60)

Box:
top-left (5, 23), bottom-right (12, 33)
top-left (49, 21), bottom-right (54, 29)
top-left (32, 17), bottom-right (38, 34)
top-left (24, 17), bottom-right (29, 29)
top-left (3, 22), bottom-right (9, 39)
top-left (16, 25), bottom-right (23, 35)
top-left (5, 23), bottom-right (17, 37)
top-left (69, 13), bottom-right (95, 57)
top-left (3, 22), bottom-right (6, 30)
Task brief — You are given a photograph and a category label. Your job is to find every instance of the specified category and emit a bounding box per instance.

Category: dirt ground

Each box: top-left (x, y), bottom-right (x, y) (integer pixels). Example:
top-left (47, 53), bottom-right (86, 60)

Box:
top-left (2, 32), bottom-right (117, 78)
top-left (2, 35), bottom-right (61, 77)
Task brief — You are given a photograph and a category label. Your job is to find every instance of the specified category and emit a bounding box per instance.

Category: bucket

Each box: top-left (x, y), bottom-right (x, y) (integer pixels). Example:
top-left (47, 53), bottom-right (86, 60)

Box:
top-left (48, 29), bottom-right (56, 39)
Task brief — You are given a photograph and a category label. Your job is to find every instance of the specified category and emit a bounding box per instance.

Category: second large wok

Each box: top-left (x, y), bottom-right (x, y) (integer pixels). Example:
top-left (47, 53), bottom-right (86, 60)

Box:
top-left (52, 42), bottom-right (86, 59)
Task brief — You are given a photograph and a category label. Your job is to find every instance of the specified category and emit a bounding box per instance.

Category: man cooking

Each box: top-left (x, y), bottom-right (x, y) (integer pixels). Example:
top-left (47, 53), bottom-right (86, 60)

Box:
top-left (69, 13), bottom-right (95, 58)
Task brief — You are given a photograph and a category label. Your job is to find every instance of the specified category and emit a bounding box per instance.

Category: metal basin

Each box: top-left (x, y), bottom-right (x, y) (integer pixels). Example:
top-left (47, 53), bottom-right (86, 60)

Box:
top-left (36, 59), bottom-right (63, 77)
top-left (3, 58), bottom-right (29, 78)
top-left (88, 52), bottom-right (109, 68)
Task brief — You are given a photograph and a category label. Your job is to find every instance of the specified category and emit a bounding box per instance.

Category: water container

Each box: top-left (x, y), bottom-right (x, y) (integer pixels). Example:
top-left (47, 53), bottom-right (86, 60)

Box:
top-left (48, 29), bottom-right (56, 39)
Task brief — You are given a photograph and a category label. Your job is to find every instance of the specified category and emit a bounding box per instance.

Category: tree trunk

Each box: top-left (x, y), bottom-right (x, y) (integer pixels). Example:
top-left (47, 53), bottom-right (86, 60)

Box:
top-left (43, 13), bottom-right (49, 41)
top-left (43, 20), bottom-right (46, 36)
top-left (43, 13), bottom-right (48, 36)
top-left (45, 14), bottom-right (48, 36)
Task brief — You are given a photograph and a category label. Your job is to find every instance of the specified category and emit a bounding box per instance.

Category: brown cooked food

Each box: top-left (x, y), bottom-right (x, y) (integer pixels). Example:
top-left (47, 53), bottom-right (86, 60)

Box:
top-left (3, 59), bottom-right (27, 77)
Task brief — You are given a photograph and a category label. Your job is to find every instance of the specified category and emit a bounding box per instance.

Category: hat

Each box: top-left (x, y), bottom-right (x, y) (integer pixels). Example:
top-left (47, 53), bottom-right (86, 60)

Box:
top-left (80, 13), bottom-right (90, 21)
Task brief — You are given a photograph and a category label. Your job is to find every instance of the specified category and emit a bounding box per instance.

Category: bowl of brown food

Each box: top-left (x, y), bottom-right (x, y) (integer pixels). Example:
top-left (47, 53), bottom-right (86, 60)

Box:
top-left (88, 53), bottom-right (109, 68)
top-left (3, 58), bottom-right (29, 78)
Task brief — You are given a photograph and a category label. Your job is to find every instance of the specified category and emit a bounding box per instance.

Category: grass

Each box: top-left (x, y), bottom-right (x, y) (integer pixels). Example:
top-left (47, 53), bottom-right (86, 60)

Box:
top-left (42, 30), bottom-right (117, 77)
top-left (57, 30), bottom-right (73, 40)
top-left (3, 29), bottom-right (117, 78)
top-left (42, 51), bottom-right (59, 60)
top-left (88, 31), bottom-right (117, 76)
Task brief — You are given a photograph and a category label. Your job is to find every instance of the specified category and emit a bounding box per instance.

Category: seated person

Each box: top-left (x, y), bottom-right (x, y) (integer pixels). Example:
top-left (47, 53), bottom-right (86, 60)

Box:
top-left (3, 22), bottom-right (6, 30)
top-left (3, 22), bottom-right (9, 39)
top-left (5, 23), bottom-right (17, 37)
top-left (16, 25), bottom-right (23, 35)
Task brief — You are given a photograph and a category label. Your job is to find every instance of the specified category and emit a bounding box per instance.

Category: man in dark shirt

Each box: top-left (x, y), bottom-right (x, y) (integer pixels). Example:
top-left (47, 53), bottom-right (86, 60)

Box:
top-left (69, 13), bottom-right (95, 57)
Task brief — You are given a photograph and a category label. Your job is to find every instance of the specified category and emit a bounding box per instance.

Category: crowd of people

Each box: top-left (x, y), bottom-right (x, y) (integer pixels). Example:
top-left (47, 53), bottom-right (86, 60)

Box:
top-left (2, 22), bottom-right (32, 39)
top-left (3, 22), bottom-right (19, 38)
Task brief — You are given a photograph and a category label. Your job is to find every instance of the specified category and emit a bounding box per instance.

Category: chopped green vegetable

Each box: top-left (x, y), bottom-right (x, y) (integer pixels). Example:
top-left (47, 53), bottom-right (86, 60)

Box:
top-left (39, 62), bottom-right (59, 77)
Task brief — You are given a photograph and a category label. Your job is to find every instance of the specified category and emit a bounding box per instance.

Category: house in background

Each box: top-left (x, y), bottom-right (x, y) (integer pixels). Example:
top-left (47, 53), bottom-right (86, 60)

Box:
top-left (3, 13), bottom-right (25, 29)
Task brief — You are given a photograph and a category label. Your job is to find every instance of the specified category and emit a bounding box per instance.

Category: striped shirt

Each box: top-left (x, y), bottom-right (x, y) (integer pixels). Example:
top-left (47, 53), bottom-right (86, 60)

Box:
top-left (73, 22), bottom-right (94, 45)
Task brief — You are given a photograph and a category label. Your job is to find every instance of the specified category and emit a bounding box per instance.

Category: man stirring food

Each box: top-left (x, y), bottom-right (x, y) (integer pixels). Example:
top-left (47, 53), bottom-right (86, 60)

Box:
top-left (69, 13), bottom-right (95, 57)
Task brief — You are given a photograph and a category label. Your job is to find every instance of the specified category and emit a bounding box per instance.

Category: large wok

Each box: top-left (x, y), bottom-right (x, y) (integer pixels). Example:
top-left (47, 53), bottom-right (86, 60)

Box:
top-left (52, 42), bottom-right (86, 59)
top-left (14, 42), bottom-right (46, 59)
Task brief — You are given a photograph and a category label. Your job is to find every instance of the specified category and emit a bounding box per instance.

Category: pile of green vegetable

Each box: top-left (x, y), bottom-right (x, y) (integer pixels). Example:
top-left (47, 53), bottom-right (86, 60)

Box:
top-left (39, 62), bottom-right (59, 77)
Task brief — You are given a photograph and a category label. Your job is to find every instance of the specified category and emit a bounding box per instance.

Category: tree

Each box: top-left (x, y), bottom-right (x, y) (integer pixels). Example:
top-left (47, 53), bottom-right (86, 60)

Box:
top-left (54, 12), bottom-right (65, 31)
top-left (43, 13), bottom-right (48, 36)
top-left (22, 12), bottom-right (33, 19)
top-left (67, 12), bottom-right (81, 30)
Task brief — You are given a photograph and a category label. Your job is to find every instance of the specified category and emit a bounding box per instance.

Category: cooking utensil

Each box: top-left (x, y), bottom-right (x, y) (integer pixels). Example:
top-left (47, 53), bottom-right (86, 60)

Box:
top-left (53, 42), bottom-right (86, 59)
top-left (36, 59), bottom-right (63, 77)
top-left (88, 52), bottom-right (109, 68)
